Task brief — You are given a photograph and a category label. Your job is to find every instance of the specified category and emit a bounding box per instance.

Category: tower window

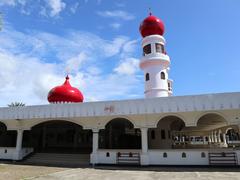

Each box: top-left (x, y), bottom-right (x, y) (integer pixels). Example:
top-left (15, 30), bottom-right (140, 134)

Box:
top-left (161, 129), bottom-right (166, 139)
top-left (161, 72), bottom-right (165, 80)
top-left (168, 82), bottom-right (171, 91)
top-left (143, 44), bottom-right (151, 55)
top-left (145, 73), bottom-right (150, 81)
top-left (156, 43), bottom-right (165, 53)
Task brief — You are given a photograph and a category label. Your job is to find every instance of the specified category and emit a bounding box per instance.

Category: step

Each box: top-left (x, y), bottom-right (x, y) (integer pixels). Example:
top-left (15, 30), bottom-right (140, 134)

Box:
top-left (24, 153), bottom-right (90, 166)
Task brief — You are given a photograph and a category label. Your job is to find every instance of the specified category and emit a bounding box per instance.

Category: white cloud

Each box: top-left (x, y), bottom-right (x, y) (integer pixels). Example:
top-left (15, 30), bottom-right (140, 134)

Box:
top-left (0, 25), bottom-right (142, 106)
top-left (110, 23), bottom-right (121, 30)
top-left (66, 52), bottom-right (87, 73)
top-left (97, 10), bottom-right (135, 21)
top-left (0, 0), bottom-right (16, 6)
top-left (70, 2), bottom-right (79, 14)
top-left (47, 0), bottom-right (66, 17)
top-left (114, 58), bottom-right (139, 75)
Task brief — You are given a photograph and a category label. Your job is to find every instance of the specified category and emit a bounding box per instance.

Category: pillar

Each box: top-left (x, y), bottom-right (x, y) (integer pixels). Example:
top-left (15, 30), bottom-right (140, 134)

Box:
top-left (90, 129), bottom-right (99, 165)
top-left (218, 130), bottom-right (221, 143)
top-left (223, 133), bottom-right (227, 147)
top-left (140, 127), bottom-right (149, 165)
top-left (203, 136), bottom-right (206, 144)
top-left (213, 131), bottom-right (218, 143)
top-left (208, 135), bottom-right (212, 143)
top-left (15, 129), bottom-right (23, 160)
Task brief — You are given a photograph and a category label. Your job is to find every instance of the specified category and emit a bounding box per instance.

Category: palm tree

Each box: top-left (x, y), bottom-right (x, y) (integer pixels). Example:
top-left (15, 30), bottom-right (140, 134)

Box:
top-left (8, 102), bottom-right (25, 107)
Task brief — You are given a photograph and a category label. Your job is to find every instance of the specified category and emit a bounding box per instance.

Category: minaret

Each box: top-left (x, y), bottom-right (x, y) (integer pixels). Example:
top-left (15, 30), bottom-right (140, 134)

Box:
top-left (139, 13), bottom-right (173, 98)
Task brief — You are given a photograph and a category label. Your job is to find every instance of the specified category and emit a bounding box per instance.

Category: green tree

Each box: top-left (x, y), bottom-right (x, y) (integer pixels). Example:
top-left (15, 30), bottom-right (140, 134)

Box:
top-left (8, 102), bottom-right (25, 107)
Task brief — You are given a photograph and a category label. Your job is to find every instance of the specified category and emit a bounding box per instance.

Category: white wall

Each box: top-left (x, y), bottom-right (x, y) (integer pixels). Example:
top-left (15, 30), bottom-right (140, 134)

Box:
top-left (148, 149), bottom-right (209, 165)
top-left (0, 147), bottom-right (33, 160)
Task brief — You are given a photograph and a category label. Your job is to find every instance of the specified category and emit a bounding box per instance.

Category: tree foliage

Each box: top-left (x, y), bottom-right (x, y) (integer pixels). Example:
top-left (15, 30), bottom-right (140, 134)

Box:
top-left (8, 102), bottom-right (26, 107)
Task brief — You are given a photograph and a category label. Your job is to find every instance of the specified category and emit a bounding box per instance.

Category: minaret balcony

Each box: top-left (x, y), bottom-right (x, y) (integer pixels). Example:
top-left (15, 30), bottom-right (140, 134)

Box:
top-left (140, 53), bottom-right (170, 69)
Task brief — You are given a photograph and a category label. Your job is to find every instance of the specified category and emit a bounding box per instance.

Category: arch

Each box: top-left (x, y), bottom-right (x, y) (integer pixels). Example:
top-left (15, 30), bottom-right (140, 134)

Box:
top-left (28, 119), bottom-right (86, 130)
top-left (99, 118), bottom-right (141, 149)
top-left (23, 120), bottom-right (92, 153)
top-left (196, 112), bottom-right (228, 131)
top-left (102, 116), bottom-right (137, 128)
top-left (194, 111), bottom-right (228, 126)
top-left (104, 118), bottom-right (134, 129)
top-left (226, 128), bottom-right (240, 141)
top-left (145, 73), bottom-right (150, 81)
top-left (0, 121), bottom-right (17, 147)
top-left (225, 125), bottom-right (239, 134)
top-left (31, 120), bottom-right (83, 129)
top-left (160, 72), bottom-right (165, 80)
top-left (154, 113), bottom-right (187, 128)
top-left (0, 121), bottom-right (7, 131)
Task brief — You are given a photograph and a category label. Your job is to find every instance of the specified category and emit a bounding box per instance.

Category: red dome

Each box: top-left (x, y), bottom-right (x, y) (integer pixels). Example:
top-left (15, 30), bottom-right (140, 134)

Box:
top-left (139, 13), bottom-right (165, 37)
top-left (48, 75), bottom-right (84, 103)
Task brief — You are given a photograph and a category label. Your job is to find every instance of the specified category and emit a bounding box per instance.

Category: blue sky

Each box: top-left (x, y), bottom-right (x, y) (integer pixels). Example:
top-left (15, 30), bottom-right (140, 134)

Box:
top-left (0, 0), bottom-right (239, 106)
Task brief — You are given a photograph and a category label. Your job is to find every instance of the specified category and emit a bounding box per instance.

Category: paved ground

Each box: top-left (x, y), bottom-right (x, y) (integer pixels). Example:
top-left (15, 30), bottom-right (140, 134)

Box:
top-left (1, 163), bottom-right (240, 180)
top-left (0, 163), bottom-right (69, 180)
top-left (31, 166), bottom-right (240, 180)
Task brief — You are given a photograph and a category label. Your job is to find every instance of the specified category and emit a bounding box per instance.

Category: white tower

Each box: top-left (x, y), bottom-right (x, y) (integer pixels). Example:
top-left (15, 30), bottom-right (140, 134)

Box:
top-left (139, 13), bottom-right (173, 98)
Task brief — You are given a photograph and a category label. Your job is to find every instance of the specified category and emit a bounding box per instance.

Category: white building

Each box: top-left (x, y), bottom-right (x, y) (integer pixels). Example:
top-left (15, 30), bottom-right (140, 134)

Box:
top-left (0, 13), bottom-right (240, 166)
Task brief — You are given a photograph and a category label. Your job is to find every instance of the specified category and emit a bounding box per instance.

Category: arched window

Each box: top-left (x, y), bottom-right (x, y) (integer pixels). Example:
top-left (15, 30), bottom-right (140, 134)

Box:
top-left (163, 152), bottom-right (167, 158)
top-left (201, 152), bottom-right (206, 158)
top-left (182, 152), bottom-right (186, 158)
top-left (161, 72), bottom-right (165, 80)
top-left (145, 73), bottom-right (150, 81)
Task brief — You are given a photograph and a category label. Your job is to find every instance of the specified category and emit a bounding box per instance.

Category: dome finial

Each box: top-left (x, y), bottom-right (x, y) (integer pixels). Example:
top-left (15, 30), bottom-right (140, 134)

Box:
top-left (149, 7), bottom-right (152, 16)
top-left (66, 74), bottom-right (69, 80)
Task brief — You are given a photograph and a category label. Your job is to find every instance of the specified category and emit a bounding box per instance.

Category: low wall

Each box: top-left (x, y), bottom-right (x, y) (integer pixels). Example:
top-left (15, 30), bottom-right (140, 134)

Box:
top-left (95, 149), bottom-right (240, 165)
top-left (96, 149), bottom-right (141, 164)
top-left (148, 149), bottom-right (209, 165)
top-left (0, 147), bottom-right (33, 160)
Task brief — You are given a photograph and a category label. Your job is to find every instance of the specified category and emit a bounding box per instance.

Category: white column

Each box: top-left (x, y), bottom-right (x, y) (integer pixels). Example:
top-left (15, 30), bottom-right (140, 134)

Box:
top-left (140, 127), bottom-right (149, 165)
top-left (141, 128), bottom-right (148, 153)
top-left (203, 136), bottom-right (206, 144)
top-left (92, 130), bottom-right (99, 153)
top-left (208, 135), bottom-right (212, 143)
top-left (218, 131), bottom-right (221, 143)
top-left (214, 131), bottom-right (217, 143)
top-left (90, 129), bottom-right (99, 165)
top-left (223, 133), bottom-right (227, 147)
top-left (15, 129), bottom-right (23, 160)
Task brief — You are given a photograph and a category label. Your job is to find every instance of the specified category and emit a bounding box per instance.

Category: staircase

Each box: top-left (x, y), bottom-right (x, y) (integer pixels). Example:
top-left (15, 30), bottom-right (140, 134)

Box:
top-left (208, 152), bottom-right (238, 166)
top-left (24, 153), bottom-right (90, 167)
top-left (116, 152), bottom-right (140, 165)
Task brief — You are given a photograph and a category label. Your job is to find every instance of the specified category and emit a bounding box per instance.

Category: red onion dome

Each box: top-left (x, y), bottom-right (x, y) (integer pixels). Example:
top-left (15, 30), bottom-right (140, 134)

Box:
top-left (139, 13), bottom-right (165, 37)
top-left (48, 75), bottom-right (84, 103)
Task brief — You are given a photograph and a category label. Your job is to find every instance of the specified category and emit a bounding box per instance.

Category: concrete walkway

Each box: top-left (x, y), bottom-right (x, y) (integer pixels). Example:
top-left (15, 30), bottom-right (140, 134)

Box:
top-left (30, 166), bottom-right (240, 180)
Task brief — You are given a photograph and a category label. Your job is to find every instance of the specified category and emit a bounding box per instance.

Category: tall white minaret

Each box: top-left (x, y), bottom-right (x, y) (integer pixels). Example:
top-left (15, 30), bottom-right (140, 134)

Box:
top-left (139, 13), bottom-right (172, 98)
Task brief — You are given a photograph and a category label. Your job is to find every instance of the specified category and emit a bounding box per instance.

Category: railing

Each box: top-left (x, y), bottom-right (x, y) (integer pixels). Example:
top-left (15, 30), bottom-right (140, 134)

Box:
top-left (116, 152), bottom-right (140, 165)
top-left (209, 152), bottom-right (238, 166)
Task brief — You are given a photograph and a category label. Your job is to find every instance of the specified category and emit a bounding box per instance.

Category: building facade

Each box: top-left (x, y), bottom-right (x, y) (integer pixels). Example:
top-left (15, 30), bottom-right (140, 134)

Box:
top-left (0, 13), bottom-right (240, 166)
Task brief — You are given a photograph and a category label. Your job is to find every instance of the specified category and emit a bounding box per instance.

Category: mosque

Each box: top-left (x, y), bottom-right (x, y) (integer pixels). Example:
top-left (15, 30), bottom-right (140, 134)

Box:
top-left (0, 13), bottom-right (240, 166)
